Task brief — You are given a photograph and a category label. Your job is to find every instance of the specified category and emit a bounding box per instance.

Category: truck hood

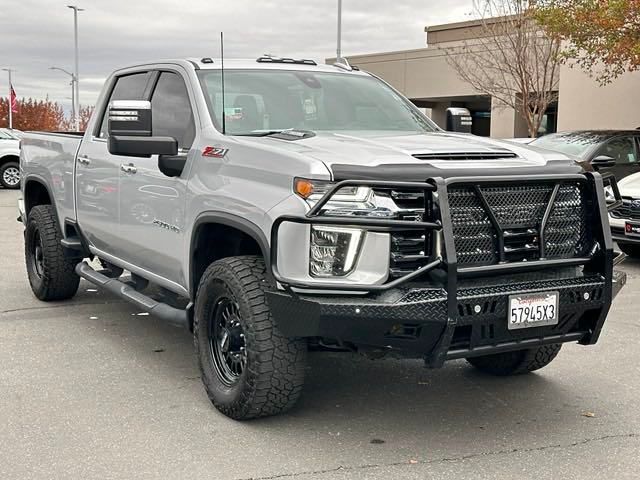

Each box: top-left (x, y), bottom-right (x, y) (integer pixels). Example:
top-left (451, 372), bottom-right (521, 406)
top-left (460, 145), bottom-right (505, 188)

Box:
top-left (240, 131), bottom-right (582, 180)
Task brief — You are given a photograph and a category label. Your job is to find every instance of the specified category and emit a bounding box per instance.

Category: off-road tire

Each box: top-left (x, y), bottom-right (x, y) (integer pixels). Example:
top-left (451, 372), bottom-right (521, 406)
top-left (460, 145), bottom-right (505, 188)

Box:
top-left (0, 161), bottom-right (21, 189)
top-left (466, 344), bottom-right (562, 376)
top-left (194, 256), bottom-right (307, 420)
top-left (25, 205), bottom-right (80, 301)
top-left (619, 243), bottom-right (640, 259)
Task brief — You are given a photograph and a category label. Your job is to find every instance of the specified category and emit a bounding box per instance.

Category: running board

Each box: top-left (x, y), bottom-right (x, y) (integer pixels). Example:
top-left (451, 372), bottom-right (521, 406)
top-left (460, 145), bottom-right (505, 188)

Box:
top-left (75, 262), bottom-right (189, 328)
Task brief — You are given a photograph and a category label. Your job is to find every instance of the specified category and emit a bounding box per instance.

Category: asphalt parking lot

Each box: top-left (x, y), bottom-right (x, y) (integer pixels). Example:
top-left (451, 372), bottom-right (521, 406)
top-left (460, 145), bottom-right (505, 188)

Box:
top-left (1, 187), bottom-right (639, 479)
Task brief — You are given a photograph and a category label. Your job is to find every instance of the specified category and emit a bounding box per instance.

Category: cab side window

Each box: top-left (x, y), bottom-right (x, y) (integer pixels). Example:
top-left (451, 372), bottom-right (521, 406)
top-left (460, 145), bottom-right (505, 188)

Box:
top-left (150, 72), bottom-right (195, 150)
top-left (596, 136), bottom-right (638, 164)
top-left (97, 72), bottom-right (150, 138)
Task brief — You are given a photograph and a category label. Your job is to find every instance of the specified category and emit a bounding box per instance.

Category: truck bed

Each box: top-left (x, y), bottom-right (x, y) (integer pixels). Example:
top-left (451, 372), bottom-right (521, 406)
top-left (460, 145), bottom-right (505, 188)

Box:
top-left (20, 131), bottom-right (84, 229)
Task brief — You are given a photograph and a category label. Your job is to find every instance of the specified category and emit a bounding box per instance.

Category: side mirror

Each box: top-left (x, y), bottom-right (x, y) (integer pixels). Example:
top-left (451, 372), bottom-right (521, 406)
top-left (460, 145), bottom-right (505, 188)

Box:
top-left (107, 100), bottom-right (178, 157)
top-left (591, 155), bottom-right (616, 169)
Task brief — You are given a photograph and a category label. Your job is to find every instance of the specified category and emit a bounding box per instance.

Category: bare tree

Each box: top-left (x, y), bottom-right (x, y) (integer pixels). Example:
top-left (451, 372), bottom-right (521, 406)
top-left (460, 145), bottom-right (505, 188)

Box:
top-left (444, 0), bottom-right (562, 137)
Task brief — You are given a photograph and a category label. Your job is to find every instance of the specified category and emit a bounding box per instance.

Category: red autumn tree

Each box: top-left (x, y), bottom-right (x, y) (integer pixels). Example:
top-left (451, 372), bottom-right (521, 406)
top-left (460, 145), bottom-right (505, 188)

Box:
top-left (0, 97), bottom-right (66, 131)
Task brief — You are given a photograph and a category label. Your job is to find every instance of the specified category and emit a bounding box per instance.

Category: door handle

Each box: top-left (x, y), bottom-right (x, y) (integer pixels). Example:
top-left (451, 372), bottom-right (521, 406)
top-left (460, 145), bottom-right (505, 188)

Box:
top-left (77, 155), bottom-right (91, 166)
top-left (120, 163), bottom-right (137, 174)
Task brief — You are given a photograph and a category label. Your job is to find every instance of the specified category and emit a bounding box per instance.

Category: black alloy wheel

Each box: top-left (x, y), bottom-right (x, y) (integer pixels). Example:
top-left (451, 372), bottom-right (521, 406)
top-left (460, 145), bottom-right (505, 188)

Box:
top-left (209, 298), bottom-right (247, 386)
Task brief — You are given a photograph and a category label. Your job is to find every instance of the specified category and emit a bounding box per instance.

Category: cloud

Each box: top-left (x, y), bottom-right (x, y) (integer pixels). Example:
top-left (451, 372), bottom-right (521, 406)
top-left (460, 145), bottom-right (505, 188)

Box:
top-left (1, 0), bottom-right (472, 112)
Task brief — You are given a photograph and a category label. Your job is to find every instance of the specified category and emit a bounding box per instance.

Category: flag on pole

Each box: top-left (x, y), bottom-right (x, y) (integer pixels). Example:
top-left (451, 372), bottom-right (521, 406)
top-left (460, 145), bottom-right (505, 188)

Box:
top-left (10, 85), bottom-right (18, 113)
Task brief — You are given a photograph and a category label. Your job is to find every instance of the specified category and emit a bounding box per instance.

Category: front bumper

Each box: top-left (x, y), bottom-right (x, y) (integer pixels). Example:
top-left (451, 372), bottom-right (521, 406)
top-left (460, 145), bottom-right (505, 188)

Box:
top-left (268, 271), bottom-right (626, 365)
top-left (611, 222), bottom-right (640, 245)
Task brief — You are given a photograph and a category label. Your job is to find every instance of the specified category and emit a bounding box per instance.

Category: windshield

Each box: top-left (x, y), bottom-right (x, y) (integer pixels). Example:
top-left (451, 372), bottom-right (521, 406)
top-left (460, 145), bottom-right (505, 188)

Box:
top-left (530, 132), bottom-right (604, 158)
top-left (197, 69), bottom-right (438, 135)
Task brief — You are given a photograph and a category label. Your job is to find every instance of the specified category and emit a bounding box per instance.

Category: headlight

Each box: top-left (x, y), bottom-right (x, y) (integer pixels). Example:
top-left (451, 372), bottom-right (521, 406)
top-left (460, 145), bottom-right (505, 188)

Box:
top-left (294, 177), bottom-right (394, 217)
top-left (295, 178), bottom-right (396, 277)
top-left (310, 226), bottom-right (364, 277)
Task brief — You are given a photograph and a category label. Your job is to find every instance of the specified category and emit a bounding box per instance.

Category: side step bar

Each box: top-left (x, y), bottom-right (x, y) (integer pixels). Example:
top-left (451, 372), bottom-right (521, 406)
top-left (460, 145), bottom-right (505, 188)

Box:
top-left (75, 262), bottom-right (189, 328)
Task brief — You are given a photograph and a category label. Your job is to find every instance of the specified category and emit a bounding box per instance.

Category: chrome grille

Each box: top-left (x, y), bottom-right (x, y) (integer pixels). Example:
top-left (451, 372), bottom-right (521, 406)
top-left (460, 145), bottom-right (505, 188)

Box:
top-left (610, 197), bottom-right (640, 220)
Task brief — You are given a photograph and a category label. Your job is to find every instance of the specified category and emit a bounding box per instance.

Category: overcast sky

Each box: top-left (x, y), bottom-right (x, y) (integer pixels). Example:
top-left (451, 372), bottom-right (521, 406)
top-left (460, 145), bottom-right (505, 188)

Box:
top-left (2, 0), bottom-right (473, 112)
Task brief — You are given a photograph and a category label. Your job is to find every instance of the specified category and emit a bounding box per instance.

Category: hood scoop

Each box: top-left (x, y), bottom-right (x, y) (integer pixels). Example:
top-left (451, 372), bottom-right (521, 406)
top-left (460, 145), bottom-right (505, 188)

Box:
top-left (412, 151), bottom-right (518, 161)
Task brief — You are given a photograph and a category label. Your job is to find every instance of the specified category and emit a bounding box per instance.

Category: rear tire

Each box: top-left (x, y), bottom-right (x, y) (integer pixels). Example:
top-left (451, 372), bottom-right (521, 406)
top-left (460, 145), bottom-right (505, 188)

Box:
top-left (194, 256), bottom-right (307, 420)
top-left (0, 161), bottom-right (20, 189)
top-left (619, 243), bottom-right (640, 258)
top-left (25, 205), bottom-right (81, 301)
top-left (466, 344), bottom-right (562, 376)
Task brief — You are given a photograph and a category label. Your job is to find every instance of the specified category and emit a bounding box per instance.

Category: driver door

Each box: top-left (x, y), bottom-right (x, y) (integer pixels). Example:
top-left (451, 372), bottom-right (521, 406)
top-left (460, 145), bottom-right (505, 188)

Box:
top-left (117, 70), bottom-right (197, 288)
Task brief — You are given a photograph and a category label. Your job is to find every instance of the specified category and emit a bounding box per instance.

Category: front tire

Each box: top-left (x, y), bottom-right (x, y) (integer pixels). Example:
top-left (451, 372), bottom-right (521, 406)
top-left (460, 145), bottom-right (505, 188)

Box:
top-left (194, 256), bottom-right (307, 420)
top-left (466, 344), bottom-right (562, 376)
top-left (25, 205), bottom-right (80, 301)
top-left (1, 161), bottom-right (21, 189)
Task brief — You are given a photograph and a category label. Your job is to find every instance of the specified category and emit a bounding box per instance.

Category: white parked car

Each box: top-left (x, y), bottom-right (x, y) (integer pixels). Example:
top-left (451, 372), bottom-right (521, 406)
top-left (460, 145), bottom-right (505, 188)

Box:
top-left (609, 171), bottom-right (640, 257)
top-left (0, 128), bottom-right (21, 189)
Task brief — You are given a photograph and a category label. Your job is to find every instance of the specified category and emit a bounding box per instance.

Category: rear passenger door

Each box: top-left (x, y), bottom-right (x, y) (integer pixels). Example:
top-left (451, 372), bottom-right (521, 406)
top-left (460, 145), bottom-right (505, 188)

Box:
top-left (76, 71), bottom-right (151, 254)
top-left (117, 70), bottom-right (197, 288)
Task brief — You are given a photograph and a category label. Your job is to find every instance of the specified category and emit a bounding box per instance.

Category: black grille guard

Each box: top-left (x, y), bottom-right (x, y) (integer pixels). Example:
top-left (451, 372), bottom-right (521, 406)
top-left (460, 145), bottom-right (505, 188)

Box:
top-left (269, 172), bottom-right (623, 363)
top-left (271, 172), bottom-right (618, 289)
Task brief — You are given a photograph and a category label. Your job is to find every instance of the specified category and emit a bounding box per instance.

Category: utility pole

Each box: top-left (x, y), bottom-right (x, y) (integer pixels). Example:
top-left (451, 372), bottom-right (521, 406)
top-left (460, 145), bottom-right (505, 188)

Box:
top-left (68, 5), bottom-right (84, 131)
top-left (336, 0), bottom-right (343, 60)
top-left (50, 67), bottom-right (76, 126)
top-left (2, 68), bottom-right (13, 129)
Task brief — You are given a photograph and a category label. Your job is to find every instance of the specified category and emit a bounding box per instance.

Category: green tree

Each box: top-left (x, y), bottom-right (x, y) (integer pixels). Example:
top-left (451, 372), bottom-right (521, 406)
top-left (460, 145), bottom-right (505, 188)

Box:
top-left (536, 0), bottom-right (640, 84)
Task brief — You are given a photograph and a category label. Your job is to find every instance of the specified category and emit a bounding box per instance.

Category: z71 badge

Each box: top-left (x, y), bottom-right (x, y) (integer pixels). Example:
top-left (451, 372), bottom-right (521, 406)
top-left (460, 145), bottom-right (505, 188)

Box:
top-left (202, 146), bottom-right (228, 158)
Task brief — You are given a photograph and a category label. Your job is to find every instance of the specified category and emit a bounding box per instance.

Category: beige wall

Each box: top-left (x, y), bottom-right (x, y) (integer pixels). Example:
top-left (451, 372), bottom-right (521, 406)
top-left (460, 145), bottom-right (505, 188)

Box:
top-left (557, 65), bottom-right (640, 131)
top-left (336, 16), bottom-right (640, 137)
top-left (335, 48), bottom-right (478, 99)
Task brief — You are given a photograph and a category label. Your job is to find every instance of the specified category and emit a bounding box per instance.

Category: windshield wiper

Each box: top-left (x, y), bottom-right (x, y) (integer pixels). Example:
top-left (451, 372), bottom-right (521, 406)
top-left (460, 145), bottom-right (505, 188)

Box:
top-left (234, 129), bottom-right (315, 139)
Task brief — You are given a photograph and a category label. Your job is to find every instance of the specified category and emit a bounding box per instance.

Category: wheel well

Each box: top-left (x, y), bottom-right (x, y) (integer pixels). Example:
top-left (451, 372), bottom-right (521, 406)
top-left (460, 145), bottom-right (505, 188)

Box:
top-left (24, 180), bottom-right (52, 215)
top-left (191, 222), bottom-right (264, 294)
top-left (0, 155), bottom-right (19, 167)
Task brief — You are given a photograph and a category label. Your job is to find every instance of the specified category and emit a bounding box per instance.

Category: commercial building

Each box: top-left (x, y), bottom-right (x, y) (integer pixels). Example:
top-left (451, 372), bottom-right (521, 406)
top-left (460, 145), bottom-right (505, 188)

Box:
top-left (332, 18), bottom-right (640, 138)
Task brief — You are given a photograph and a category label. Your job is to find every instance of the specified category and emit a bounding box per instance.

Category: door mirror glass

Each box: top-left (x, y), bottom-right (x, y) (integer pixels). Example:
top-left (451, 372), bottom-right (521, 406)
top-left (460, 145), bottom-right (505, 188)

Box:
top-left (591, 155), bottom-right (616, 169)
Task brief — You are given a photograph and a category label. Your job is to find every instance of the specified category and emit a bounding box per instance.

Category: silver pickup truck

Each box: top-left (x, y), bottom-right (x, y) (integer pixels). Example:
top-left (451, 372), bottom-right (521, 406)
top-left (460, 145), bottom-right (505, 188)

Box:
top-left (18, 56), bottom-right (625, 420)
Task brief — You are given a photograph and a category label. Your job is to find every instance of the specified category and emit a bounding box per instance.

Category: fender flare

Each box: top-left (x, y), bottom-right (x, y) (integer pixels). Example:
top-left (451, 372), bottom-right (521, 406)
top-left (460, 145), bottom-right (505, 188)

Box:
top-left (189, 211), bottom-right (271, 294)
top-left (22, 174), bottom-right (57, 215)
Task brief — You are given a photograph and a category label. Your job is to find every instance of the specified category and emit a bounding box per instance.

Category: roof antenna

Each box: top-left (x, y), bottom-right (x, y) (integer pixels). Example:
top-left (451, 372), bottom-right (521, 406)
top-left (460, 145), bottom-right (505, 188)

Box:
top-left (220, 32), bottom-right (227, 135)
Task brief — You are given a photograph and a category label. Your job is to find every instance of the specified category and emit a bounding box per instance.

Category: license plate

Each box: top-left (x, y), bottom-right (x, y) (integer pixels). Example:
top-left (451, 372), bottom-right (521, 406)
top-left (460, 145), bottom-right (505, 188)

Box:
top-left (625, 222), bottom-right (640, 237)
top-left (508, 291), bottom-right (559, 330)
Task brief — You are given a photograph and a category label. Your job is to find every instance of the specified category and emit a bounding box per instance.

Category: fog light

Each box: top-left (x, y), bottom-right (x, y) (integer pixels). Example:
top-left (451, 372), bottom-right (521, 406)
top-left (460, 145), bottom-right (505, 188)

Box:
top-left (310, 226), bottom-right (364, 277)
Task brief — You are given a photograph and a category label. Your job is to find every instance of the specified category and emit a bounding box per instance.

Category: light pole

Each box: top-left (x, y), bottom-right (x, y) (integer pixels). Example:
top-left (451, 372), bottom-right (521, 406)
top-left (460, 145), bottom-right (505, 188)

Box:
top-left (336, 0), bottom-right (343, 60)
top-left (67, 5), bottom-right (84, 131)
top-left (49, 67), bottom-right (76, 125)
top-left (2, 68), bottom-right (14, 129)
